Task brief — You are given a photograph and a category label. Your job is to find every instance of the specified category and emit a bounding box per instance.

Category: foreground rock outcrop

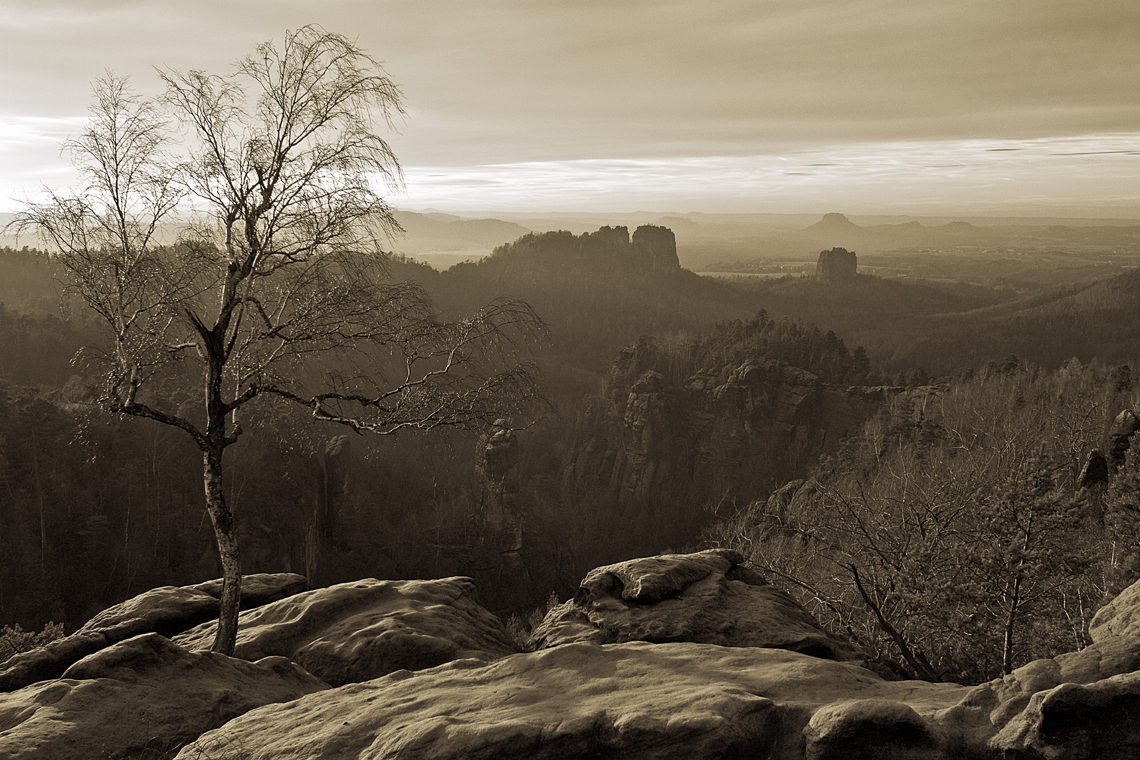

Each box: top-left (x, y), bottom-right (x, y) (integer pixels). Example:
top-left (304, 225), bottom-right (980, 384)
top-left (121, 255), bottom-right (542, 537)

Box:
top-left (0, 573), bottom-right (306, 693)
top-left (173, 577), bottom-right (519, 686)
top-left (0, 633), bottom-right (326, 760)
top-left (532, 549), bottom-right (859, 661)
top-left (6, 551), bottom-right (1140, 759)
top-left (176, 641), bottom-right (964, 760)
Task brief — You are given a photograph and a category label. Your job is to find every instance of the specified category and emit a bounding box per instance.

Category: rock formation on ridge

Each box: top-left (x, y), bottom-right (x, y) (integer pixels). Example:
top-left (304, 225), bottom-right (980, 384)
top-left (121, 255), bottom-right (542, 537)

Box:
top-left (482, 224), bottom-right (681, 276)
top-left (815, 247), bottom-right (858, 280)
top-left (561, 336), bottom-right (880, 550)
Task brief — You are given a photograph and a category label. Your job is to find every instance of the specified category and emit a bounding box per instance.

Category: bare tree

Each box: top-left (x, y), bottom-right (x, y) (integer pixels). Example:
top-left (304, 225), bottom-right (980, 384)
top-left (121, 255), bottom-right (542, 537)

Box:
top-left (11, 27), bottom-right (545, 655)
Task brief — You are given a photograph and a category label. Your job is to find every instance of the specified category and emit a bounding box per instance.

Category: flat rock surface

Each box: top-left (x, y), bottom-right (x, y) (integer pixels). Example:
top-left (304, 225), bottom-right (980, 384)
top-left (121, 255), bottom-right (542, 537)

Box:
top-left (173, 577), bottom-right (519, 686)
top-left (532, 549), bottom-right (859, 661)
top-left (0, 632), bottom-right (327, 760)
top-left (0, 573), bottom-right (307, 693)
top-left (177, 641), bottom-right (967, 760)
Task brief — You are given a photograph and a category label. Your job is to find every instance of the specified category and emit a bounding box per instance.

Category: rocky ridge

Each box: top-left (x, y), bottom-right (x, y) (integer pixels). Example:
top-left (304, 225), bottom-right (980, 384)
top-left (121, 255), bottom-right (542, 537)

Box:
top-left (562, 337), bottom-right (880, 512)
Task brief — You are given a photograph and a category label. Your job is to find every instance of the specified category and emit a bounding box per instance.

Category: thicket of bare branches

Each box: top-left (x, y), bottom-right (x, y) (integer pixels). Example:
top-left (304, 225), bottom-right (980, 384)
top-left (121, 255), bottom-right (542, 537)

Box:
top-left (708, 361), bottom-right (1138, 683)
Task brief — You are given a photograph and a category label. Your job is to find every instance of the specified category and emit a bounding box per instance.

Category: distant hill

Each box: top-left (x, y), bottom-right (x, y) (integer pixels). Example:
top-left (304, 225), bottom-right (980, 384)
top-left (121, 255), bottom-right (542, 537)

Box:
top-left (833, 267), bottom-right (1140, 376)
top-left (387, 211), bottom-right (532, 262)
top-left (797, 213), bottom-right (876, 249)
top-left (391, 211), bottom-right (531, 248)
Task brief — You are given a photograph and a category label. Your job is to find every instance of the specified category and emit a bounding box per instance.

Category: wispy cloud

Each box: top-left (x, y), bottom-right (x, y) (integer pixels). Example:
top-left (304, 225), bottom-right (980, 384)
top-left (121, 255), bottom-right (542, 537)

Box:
top-left (399, 135), bottom-right (1140, 215)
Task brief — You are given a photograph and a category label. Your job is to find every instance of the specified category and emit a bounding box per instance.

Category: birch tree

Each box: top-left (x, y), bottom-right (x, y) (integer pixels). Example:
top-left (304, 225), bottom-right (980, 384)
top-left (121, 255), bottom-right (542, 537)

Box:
top-left (11, 27), bottom-right (544, 655)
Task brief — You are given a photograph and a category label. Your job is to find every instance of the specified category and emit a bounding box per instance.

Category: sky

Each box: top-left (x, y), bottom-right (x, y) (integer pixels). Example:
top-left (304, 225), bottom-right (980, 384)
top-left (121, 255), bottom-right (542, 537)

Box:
top-left (1, 0), bottom-right (1138, 217)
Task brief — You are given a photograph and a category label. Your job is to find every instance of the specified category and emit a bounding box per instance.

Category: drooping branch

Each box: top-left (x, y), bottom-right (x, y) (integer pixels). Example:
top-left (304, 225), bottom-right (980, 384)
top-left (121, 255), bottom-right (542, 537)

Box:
top-left (851, 564), bottom-right (939, 680)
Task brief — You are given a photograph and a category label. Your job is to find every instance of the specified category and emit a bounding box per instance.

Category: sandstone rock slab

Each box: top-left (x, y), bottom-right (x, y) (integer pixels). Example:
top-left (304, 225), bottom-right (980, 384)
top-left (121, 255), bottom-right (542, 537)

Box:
top-left (991, 670), bottom-right (1140, 759)
top-left (173, 577), bottom-right (519, 686)
top-left (0, 573), bottom-right (306, 693)
top-left (1090, 575), bottom-right (1140, 642)
top-left (177, 641), bottom-right (968, 760)
top-left (532, 549), bottom-right (859, 661)
top-left (959, 573), bottom-right (1140, 734)
top-left (0, 632), bottom-right (326, 760)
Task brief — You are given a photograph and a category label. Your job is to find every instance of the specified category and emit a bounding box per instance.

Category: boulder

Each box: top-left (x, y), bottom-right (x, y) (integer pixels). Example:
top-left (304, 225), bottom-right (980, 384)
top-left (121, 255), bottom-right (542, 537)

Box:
top-left (0, 573), bottom-right (306, 692)
top-left (176, 641), bottom-right (968, 760)
top-left (531, 549), bottom-right (860, 661)
top-left (0, 632), bottom-right (326, 760)
top-left (173, 577), bottom-right (519, 686)
top-left (990, 671), bottom-right (1140, 759)
top-left (804, 699), bottom-right (942, 760)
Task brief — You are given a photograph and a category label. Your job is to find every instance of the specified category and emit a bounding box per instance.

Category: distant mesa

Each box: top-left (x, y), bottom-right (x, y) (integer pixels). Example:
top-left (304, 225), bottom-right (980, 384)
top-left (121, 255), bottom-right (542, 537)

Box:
top-left (816, 247), bottom-right (857, 280)
top-left (817, 212), bottom-right (856, 227)
top-left (799, 212), bottom-right (873, 248)
top-left (802, 212), bottom-right (866, 233)
top-left (941, 220), bottom-right (976, 232)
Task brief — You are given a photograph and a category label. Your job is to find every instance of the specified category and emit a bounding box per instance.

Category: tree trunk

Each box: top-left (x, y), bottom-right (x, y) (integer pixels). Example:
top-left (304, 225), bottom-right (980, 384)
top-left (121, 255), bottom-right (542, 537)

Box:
top-left (1002, 576), bottom-right (1022, 676)
top-left (203, 445), bottom-right (241, 656)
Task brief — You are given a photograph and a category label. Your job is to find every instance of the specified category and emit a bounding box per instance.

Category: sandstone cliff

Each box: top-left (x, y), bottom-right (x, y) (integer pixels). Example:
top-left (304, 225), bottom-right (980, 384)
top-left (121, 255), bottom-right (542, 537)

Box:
top-left (561, 337), bottom-right (880, 529)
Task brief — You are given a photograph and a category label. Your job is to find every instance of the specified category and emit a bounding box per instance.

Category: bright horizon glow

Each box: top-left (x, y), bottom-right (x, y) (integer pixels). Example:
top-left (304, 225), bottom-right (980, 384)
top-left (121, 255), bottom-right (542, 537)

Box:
top-left (8, 133), bottom-right (1137, 219)
top-left (397, 134), bottom-right (1140, 217)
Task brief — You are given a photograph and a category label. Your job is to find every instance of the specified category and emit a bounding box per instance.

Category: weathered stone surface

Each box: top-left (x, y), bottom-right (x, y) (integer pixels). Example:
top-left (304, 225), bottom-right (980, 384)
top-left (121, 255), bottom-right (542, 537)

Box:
top-left (15, 557), bottom-right (1140, 759)
top-left (175, 642), bottom-right (968, 760)
top-left (173, 577), bottom-right (519, 686)
top-left (531, 549), bottom-right (859, 660)
top-left (990, 670), bottom-right (1140, 759)
top-left (0, 632), bottom-right (326, 760)
top-left (1090, 574), bottom-right (1140, 642)
top-left (0, 573), bottom-right (306, 693)
top-left (804, 699), bottom-right (942, 760)
top-left (952, 574), bottom-right (1140, 748)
